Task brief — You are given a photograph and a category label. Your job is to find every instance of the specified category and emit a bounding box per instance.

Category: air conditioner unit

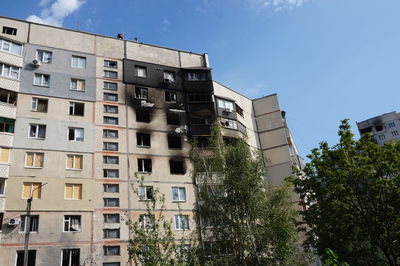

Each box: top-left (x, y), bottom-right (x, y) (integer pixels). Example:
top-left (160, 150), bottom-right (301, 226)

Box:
top-left (223, 108), bottom-right (232, 113)
top-left (31, 59), bottom-right (41, 67)
top-left (8, 218), bottom-right (20, 226)
top-left (220, 121), bottom-right (230, 127)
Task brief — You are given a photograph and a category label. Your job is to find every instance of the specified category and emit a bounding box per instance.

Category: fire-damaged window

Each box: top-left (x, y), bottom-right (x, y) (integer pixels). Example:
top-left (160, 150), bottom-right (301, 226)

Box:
top-left (137, 133), bottom-right (150, 147)
top-left (63, 215), bottom-right (81, 232)
top-left (135, 87), bottom-right (148, 99)
top-left (165, 91), bottom-right (177, 103)
top-left (186, 72), bottom-right (207, 81)
top-left (0, 88), bottom-right (17, 105)
top-left (235, 104), bottom-right (244, 117)
top-left (62, 249), bottom-right (80, 266)
top-left (136, 109), bottom-right (150, 123)
top-left (138, 158), bottom-right (152, 173)
top-left (167, 112), bottom-right (180, 125)
top-left (188, 94), bottom-right (212, 103)
top-left (138, 186), bottom-right (154, 200)
top-left (16, 250), bottom-right (36, 266)
top-left (168, 135), bottom-right (182, 149)
top-left (170, 160), bottom-right (185, 175)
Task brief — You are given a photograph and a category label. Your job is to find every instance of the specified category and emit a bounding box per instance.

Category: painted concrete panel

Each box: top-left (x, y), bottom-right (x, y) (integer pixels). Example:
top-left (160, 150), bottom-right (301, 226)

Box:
top-left (0, 164), bottom-right (9, 178)
top-left (0, 50), bottom-right (23, 67)
top-left (0, 133), bottom-right (13, 147)
top-left (95, 36), bottom-right (124, 59)
top-left (126, 42), bottom-right (181, 67)
top-left (263, 145), bottom-right (291, 166)
top-left (0, 77), bottom-right (19, 92)
top-left (259, 128), bottom-right (288, 150)
top-left (253, 94), bottom-right (280, 116)
top-left (0, 17), bottom-right (29, 43)
top-left (0, 103), bottom-right (16, 119)
top-left (256, 111), bottom-right (284, 133)
top-left (180, 52), bottom-right (205, 67)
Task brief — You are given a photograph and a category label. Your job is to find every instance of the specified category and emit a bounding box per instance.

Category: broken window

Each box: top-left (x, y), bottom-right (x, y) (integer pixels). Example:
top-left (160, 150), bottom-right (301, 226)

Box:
top-left (31, 97), bottom-right (48, 112)
top-left (68, 127), bottom-right (84, 141)
top-left (170, 160), bottom-right (185, 175)
top-left (375, 125), bottom-right (383, 131)
top-left (36, 50), bottom-right (52, 63)
top-left (104, 184), bottom-right (119, 193)
top-left (104, 60), bottom-right (118, 68)
top-left (137, 133), bottom-right (150, 147)
top-left (137, 159), bottom-right (152, 173)
top-left (2, 26), bottom-right (17, 36)
top-left (186, 72), bottom-right (206, 81)
top-left (163, 71), bottom-right (175, 82)
top-left (104, 105), bottom-right (118, 114)
top-left (62, 249), bottom-right (80, 266)
top-left (63, 215), bottom-right (81, 232)
top-left (220, 118), bottom-right (238, 130)
top-left (69, 102), bottom-right (84, 116)
top-left (166, 112), bottom-right (180, 125)
top-left (136, 109), bottom-right (150, 123)
top-left (138, 186), bottom-right (153, 200)
top-left (70, 79), bottom-right (85, 91)
top-left (0, 117), bottom-right (15, 133)
top-left (16, 250), bottom-right (36, 266)
top-left (168, 135), bottom-right (182, 149)
top-left (103, 142), bottom-right (118, 151)
top-left (1, 64), bottom-right (20, 80)
top-left (103, 129), bottom-right (118, 138)
top-left (104, 169), bottom-right (119, 178)
top-left (235, 104), bottom-right (244, 117)
top-left (165, 91), bottom-right (177, 103)
top-left (104, 116), bottom-right (119, 125)
top-left (0, 88), bottom-right (17, 105)
top-left (104, 228), bottom-right (120, 239)
top-left (29, 124), bottom-right (46, 139)
top-left (135, 87), bottom-right (148, 99)
top-left (188, 93), bottom-right (212, 102)
top-left (104, 213), bottom-right (120, 223)
top-left (103, 156), bottom-right (119, 164)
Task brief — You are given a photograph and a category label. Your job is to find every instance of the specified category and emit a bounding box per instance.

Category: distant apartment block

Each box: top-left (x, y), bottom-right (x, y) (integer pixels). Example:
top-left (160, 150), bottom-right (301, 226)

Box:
top-left (0, 15), bottom-right (302, 266)
top-left (357, 111), bottom-right (400, 145)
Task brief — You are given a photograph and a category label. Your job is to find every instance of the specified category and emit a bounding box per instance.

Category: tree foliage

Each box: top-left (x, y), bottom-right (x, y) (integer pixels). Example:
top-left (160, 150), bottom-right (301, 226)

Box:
top-left (191, 125), bottom-right (309, 265)
top-left (292, 119), bottom-right (400, 265)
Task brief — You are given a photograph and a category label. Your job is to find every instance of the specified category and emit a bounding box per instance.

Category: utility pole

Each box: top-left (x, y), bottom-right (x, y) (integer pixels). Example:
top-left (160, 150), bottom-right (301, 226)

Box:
top-left (23, 183), bottom-right (47, 266)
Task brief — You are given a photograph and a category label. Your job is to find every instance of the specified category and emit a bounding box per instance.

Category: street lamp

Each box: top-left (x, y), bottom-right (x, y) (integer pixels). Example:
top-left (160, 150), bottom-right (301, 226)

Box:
top-left (23, 182), bottom-right (47, 266)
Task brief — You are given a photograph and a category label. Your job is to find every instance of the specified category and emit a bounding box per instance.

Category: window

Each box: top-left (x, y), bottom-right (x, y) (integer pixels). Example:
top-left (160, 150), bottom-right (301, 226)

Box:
top-left (139, 214), bottom-right (155, 229)
top-left (104, 60), bottom-right (118, 68)
top-left (104, 93), bottom-right (118, 102)
top-left (62, 249), bottom-right (80, 266)
top-left (137, 133), bottom-right (150, 147)
top-left (135, 87), bottom-right (148, 99)
top-left (166, 112), bottom-right (180, 125)
top-left (70, 79), bottom-right (85, 91)
top-left (168, 135), bottom-right (181, 149)
top-left (392, 130), bottom-right (399, 136)
top-left (217, 99), bottom-right (234, 112)
top-left (25, 153), bottom-right (44, 168)
top-left (104, 184), bottom-right (119, 193)
top-left (33, 73), bottom-right (49, 87)
top-left (104, 228), bottom-right (120, 239)
top-left (0, 38), bottom-right (22, 55)
top-left (31, 97), bottom-right (48, 112)
top-left (0, 178), bottom-right (5, 195)
top-left (188, 94), bottom-right (212, 102)
top-left (63, 215), bottom-right (81, 232)
top-left (0, 147), bottom-right (10, 163)
top-left (220, 118), bottom-right (238, 130)
top-left (104, 213), bottom-right (120, 223)
top-left (138, 159), bottom-right (152, 173)
top-left (187, 72), bottom-right (206, 81)
top-left (0, 88), bottom-right (17, 105)
top-left (2, 26), bottom-right (17, 35)
top-left (68, 127), bottom-right (84, 141)
top-left (163, 71), bottom-right (175, 82)
top-left (65, 184), bottom-right (82, 200)
top-left (71, 56), bottom-right (86, 68)
top-left (236, 104), bottom-right (244, 117)
top-left (388, 122), bottom-right (396, 128)
top-left (104, 169), bottom-right (119, 178)
top-left (103, 155), bottom-right (119, 164)
top-left (0, 117), bottom-right (15, 133)
top-left (1, 63), bottom-right (20, 80)
top-left (379, 135), bottom-right (386, 141)
top-left (22, 182), bottom-right (42, 199)
top-left (103, 262), bottom-right (120, 266)
top-left (136, 109), bottom-right (150, 123)
top-left (103, 142), bottom-right (118, 151)
top-left (103, 129), bottom-right (118, 138)
top-left (36, 50), bottom-right (52, 63)
top-left (172, 187), bottom-right (186, 202)
top-left (104, 105), bottom-right (118, 114)
top-left (174, 215), bottom-right (189, 230)
top-left (375, 125), bottom-right (383, 131)
top-left (69, 102), bottom-right (84, 116)
top-left (66, 155), bottom-right (83, 170)
top-left (0, 212), bottom-right (3, 231)
top-left (19, 215), bottom-right (39, 232)
top-left (138, 186), bottom-right (153, 201)
top-left (28, 124), bottom-right (46, 139)
top-left (135, 66), bottom-right (147, 77)
top-left (16, 250), bottom-right (36, 266)
top-left (104, 82), bottom-right (118, 91)
top-left (104, 198), bottom-right (120, 207)
top-left (170, 160), bottom-right (185, 175)
top-left (104, 116), bottom-right (119, 125)
top-left (165, 91), bottom-right (177, 103)
top-left (104, 246), bottom-right (121, 256)
top-left (104, 70), bottom-right (118, 79)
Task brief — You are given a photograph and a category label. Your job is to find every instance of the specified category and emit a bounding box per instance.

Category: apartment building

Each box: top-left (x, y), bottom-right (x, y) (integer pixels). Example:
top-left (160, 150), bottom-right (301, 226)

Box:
top-left (0, 16), bottom-right (302, 266)
top-left (357, 111), bottom-right (400, 145)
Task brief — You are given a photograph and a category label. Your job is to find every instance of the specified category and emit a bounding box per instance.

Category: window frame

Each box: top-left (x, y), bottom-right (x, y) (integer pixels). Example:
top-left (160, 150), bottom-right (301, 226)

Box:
top-left (104, 169), bottom-right (119, 178)
top-left (0, 178), bottom-right (5, 196)
top-left (104, 70), bottom-right (118, 79)
top-left (103, 184), bottom-right (120, 193)
top-left (64, 183), bottom-right (82, 200)
top-left (135, 87), bottom-right (148, 100)
top-left (28, 124), bottom-right (46, 140)
top-left (69, 102), bottom-right (85, 116)
top-left (1, 63), bottom-right (20, 80)
top-left (137, 158), bottom-right (152, 173)
top-left (104, 60), bottom-right (118, 68)
top-left (104, 245), bottom-right (121, 256)
top-left (19, 215), bottom-right (39, 233)
top-left (104, 92), bottom-right (118, 102)
top-left (66, 154), bottom-right (83, 170)
top-left (103, 155), bottom-right (119, 164)
top-left (103, 129), bottom-right (118, 139)
top-left (0, 38), bottom-right (23, 55)
top-left (104, 213), bottom-right (120, 223)
top-left (36, 50), bottom-right (52, 63)
top-left (33, 73), bottom-right (50, 87)
top-left (104, 198), bottom-right (120, 207)
top-left (138, 186), bottom-right (154, 201)
top-left (104, 116), bottom-right (119, 125)
top-left (2, 26), bottom-right (17, 36)
top-left (172, 187), bottom-right (186, 202)
top-left (135, 66), bottom-right (147, 78)
top-left (136, 133), bottom-right (151, 147)
top-left (103, 82), bottom-right (118, 91)
top-left (103, 228), bottom-right (120, 239)
top-left (63, 215), bottom-right (81, 232)
top-left (103, 142), bottom-right (119, 151)
top-left (71, 56), bottom-right (86, 69)
top-left (103, 105), bottom-right (118, 114)
top-left (165, 91), bottom-right (177, 103)
top-left (22, 182), bottom-right (42, 199)
top-left (70, 78), bottom-right (85, 92)
top-left (174, 215), bottom-right (190, 230)
top-left (68, 127), bottom-right (84, 142)
top-left (31, 97), bottom-right (48, 113)
top-left (24, 152), bottom-right (44, 168)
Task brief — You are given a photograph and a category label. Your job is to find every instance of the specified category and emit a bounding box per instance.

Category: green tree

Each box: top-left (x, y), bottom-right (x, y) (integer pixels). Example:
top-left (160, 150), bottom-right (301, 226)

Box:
top-left (191, 125), bottom-right (309, 265)
top-left (291, 119), bottom-right (400, 265)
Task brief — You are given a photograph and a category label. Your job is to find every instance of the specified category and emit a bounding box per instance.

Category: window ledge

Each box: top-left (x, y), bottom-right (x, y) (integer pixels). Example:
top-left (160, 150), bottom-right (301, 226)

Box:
top-left (66, 168), bottom-right (83, 171)
top-left (24, 166), bottom-right (43, 169)
top-left (137, 145), bottom-right (151, 149)
top-left (172, 200), bottom-right (186, 203)
top-left (33, 85), bottom-right (49, 88)
top-left (30, 110), bottom-right (47, 113)
top-left (69, 89), bottom-right (85, 93)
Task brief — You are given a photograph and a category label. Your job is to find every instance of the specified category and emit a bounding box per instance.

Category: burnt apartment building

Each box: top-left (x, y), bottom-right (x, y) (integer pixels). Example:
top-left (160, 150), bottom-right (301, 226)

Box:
top-left (357, 111), bottom-right (400, 145)
top-left (0, 16), bottom-right (302, 266)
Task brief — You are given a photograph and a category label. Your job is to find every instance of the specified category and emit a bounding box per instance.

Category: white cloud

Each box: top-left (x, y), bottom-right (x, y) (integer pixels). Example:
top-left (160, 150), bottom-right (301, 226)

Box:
top-left (250, 0), bottom-right (309, 11)
top-left (26, 0), bottom-right (85, 27)
top-left (162, 19), bottom-right (171, 26)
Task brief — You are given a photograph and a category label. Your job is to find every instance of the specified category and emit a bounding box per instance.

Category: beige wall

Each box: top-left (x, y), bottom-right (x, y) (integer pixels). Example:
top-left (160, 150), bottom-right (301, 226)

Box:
top-left (0, 17), bottom-right (29, 43)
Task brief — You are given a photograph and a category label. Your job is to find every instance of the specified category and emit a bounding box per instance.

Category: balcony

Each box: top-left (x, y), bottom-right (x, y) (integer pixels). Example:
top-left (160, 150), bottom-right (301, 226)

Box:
top-left (0, 164), bottom-right (9, 177)
top-left (0, 132), bottom-right (13, 147)
top-left (0, 77), bottom-right (19, 92)
top-left (0, 102), bottom-right (16, 119)
top-left (190, 125), bottom-right (211, 136)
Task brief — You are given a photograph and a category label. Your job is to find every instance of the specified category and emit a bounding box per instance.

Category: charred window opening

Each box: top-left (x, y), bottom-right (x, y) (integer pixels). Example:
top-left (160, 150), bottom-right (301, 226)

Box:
top-left (61, 249), bottom-right (80, 266)
top-left (3, 27), bottom-right (17, 36)
top-left (359, 127), bottom-right (372, 134)
top-left (69, 102), bottom-right (84, 116)
top-left (188, 94), bottom-right (212, 103)
top-left (194, 136), bottom-right (209, 148)
top-left (135, 87), bottom-right (148, 99)
top-left (16, 250), bottom-right (36, 266)
top-left (137, 133), bottom-right (151, 147)
top-left (136, 109), bottom-right (150, 123)
top-left (167, 112), bottom-right (180, 125)
top-left (165, 91), bottom-right (177, 103)
top-left (235, 104), bottom-right (244, 117)
top-left (138, 158), bottom-right (152, 173)
top-left (0, 88), bottom-right (17, 105)
top-left (170, 160), bottom-right (185, 175)
top-left (375, 125), bottom-right (383, 131)
top-left (168, 135), bottom-right (182, 149)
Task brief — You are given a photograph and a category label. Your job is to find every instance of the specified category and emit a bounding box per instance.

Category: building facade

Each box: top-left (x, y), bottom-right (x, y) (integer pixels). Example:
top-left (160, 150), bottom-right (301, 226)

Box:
top-left (357, 111), bottom-right (400, 145)
top-left (0, 16), bottom-right (302, 266)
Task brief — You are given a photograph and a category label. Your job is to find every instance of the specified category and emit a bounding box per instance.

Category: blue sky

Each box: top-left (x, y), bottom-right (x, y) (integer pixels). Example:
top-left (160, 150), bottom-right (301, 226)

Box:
top-left (2, 0), bottom-right (400, 158)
